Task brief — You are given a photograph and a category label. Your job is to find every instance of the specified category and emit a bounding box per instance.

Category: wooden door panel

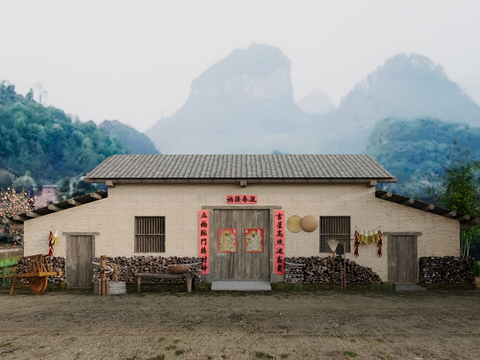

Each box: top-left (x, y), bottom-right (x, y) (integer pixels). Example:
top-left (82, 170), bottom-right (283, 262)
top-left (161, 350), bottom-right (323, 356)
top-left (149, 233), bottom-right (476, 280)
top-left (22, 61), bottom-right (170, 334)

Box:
top-left (67, 235), bottom-right (93, 289)
top-left (388, 235), bottom-right (417, 284)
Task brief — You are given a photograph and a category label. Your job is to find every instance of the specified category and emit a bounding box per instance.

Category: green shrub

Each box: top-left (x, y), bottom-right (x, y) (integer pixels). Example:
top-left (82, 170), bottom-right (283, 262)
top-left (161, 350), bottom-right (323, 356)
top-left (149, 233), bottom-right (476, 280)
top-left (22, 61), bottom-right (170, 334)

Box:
top-left (474, 261), bottom-right (480, 277)
top-left (0, 267), bottom-right (16, 287)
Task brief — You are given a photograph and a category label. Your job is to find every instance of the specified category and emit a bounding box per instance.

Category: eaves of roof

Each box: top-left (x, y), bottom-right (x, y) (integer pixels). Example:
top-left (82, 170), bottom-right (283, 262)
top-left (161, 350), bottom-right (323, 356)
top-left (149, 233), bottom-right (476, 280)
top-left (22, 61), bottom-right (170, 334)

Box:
top-left (376, 190), bottom-right (479, 230)
top-left (4, 190), bottom-right (108, 227)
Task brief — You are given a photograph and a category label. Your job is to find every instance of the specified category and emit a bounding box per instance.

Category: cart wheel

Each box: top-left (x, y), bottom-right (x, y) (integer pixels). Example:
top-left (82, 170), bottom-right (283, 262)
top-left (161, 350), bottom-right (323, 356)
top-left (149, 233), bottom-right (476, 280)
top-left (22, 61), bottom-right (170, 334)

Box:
top-left (29, 276), bottom-right (49, 295)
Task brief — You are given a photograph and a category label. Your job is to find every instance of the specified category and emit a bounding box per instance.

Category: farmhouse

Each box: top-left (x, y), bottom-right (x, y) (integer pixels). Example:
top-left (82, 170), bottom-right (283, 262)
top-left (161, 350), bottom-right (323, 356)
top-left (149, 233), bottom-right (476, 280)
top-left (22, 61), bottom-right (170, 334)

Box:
top-left (7, 154), bottom-right (478, 289)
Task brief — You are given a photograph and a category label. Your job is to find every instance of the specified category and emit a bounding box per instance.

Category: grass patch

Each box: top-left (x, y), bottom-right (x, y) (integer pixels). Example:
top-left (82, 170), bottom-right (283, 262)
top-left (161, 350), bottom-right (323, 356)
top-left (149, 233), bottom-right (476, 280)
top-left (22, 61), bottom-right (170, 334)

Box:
top-left (174, 350), bottom-right (184, 356)
top-left (174, 339), bottom-right (180, 344)
top-left (376, 338), bottom-right (385, 343)
top-left (255, 352), bottom-right (274, 359)
top-left (0, 254), bottom-right (19, 268)
top-left (420, 283), bottom-right (476, 291)
top-left (280, 354), bottom-right (289, 359)
top-left (370, 283), bottom-right (395, 291)
top-left (271, 282), bottom-right (397, 292)
top-left (0, 343), bottom-right (12, 347)
top-left (379, 352), bottom-right (393, 360)
top-left (146, 355), bottom-right (165, 360)
top-left (158, 337), bottom-right (165, 343)
top-left (350, 339), bottom-right (356, 343)
top-left (0, 267), bottom-right (16, 288)
top-left (165, 345), bottom-right (176, 350)
top-left (345, 351), bottom-right (357, 358)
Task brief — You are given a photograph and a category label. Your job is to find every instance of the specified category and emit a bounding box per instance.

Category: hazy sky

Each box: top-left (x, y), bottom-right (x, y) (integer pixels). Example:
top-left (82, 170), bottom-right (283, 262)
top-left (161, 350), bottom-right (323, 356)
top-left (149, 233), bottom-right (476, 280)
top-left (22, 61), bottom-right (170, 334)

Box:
top-left (1, 1), bottom-right (479, 132)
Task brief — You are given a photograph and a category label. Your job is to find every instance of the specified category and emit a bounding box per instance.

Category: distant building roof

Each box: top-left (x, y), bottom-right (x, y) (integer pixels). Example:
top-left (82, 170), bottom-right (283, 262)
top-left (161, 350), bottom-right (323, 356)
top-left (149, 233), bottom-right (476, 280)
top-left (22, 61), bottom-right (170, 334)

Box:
top-left (84, 154), bottom-right (397, 184)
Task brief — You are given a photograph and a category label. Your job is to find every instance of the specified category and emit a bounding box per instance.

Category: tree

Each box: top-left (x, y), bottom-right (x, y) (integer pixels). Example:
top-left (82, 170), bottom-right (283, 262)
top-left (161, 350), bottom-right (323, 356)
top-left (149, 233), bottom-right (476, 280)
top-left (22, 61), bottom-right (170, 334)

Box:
top-left (436, 140), bottom-right (480, 257)
top-left (0, 188), bottom-right (35, 247)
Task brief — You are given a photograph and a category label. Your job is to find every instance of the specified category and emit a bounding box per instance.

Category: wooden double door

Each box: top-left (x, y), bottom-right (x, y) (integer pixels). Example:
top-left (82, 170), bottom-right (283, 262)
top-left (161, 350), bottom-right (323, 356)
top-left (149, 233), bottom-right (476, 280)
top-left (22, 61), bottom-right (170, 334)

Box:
top-left (210, 209), bottom-right (271, 280)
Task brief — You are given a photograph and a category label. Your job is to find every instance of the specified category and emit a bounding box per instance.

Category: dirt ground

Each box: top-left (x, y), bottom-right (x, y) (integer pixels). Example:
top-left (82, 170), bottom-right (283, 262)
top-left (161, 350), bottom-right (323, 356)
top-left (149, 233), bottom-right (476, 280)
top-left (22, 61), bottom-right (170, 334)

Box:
top-left (0, 287), bottom-right (479, 360)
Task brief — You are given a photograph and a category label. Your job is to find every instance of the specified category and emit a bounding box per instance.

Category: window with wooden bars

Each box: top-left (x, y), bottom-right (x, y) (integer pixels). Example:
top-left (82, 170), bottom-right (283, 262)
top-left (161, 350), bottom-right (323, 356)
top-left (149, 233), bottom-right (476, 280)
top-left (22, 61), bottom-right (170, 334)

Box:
top-left (135, 216), bottom-right (165, 253)
top-left (319, 216), bottom-right (351, 253)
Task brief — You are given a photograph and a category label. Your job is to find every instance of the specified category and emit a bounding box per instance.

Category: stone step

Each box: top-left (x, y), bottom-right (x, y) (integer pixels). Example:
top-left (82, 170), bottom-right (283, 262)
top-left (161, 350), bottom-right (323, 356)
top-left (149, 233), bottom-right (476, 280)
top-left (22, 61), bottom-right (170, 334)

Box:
top-left (395, 284), bottom-right (427, 292)
top-left (211, 280), bottom-right (271, 291)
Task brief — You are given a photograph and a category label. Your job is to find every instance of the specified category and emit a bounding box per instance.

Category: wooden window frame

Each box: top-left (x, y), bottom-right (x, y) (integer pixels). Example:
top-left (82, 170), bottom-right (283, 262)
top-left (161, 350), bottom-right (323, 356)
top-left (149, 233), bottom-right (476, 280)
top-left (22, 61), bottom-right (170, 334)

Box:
top-left (134, 216), bottom-right (166, 253)
top-left (319, 216), bottom-right (351, 253)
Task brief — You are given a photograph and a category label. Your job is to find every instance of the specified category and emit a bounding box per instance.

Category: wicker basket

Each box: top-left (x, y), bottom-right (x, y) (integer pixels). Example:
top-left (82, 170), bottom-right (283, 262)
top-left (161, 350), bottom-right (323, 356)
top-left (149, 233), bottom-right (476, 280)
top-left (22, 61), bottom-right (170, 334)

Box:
top-left (167, 265), bottom-right (190, 274)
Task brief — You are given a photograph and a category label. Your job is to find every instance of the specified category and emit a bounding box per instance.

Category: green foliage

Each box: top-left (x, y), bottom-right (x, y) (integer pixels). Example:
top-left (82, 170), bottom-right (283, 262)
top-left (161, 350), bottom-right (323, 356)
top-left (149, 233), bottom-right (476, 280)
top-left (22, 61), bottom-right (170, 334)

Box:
top-left (440, 141), bottom-right (480, 257)
top-left (367, 118), bottom-right (480, 200)
top-left (0, 81), bottom-right (131, 185)
top-left (345, 351), bottom-right (358, 358)
top-left (474, 261), bottom-right (480, 277)
top-left (425, 139), bottom-right (480, 257)
top-left (0, 267), bottom-right (16, 287)
top-left (255, 352), bottom-right (274, 359)
top-left (0, 254), bottom-right (19, 268)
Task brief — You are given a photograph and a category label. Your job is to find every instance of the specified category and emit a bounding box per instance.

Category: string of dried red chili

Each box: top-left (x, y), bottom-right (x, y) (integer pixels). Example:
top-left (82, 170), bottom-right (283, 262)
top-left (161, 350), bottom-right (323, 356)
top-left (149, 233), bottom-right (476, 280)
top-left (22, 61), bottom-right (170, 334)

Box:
top-left (354, 230), bottom-right (359, 257)
top-left (377, 231), bottom-right (383, 257)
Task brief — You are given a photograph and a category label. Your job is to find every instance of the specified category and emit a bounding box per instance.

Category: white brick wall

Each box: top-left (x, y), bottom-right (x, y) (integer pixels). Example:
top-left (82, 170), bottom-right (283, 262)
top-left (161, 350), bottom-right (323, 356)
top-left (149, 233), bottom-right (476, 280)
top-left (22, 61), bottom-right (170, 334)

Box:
top-left (24, 183), bottom-right (459, 281)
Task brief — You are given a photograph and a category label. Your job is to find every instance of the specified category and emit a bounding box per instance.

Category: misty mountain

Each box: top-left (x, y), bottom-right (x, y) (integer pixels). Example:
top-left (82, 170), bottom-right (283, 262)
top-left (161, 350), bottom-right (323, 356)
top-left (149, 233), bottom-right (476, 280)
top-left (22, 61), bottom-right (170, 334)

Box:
top-left (296, 89), bottom-right (335, 114)
top-left (145, 44), bottom-right (315, 154)
top-left (314, 53), bottom-right (480, 154)
top-left (100, 120), bottom-right (159, 155)
top-left (146, 47), bottom-right (480, 155)
top-left (366, 117), bottom-right (480, 199)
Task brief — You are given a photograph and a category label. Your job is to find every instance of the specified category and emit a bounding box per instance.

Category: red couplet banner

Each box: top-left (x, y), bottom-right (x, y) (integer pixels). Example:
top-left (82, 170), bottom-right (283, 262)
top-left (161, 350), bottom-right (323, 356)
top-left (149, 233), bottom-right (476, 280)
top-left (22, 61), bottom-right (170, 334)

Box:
top-left (198, 210), bottom-right (210, 275)
top-left (273, 210), bottom-right (285, 275)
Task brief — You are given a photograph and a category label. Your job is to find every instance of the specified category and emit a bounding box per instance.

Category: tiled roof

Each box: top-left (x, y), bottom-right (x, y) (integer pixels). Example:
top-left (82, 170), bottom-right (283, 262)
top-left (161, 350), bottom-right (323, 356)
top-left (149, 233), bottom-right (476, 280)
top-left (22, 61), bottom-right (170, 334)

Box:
top-left (85, 154), bottom-right (396, 182)
top-left (375, 190), bottom-right (479, 229)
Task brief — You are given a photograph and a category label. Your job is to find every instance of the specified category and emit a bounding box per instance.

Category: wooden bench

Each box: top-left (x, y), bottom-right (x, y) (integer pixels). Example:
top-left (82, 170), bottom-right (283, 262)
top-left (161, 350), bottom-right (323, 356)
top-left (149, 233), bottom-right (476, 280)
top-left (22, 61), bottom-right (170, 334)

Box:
top-left (0, 254), bottom-right (62, 295)
top-left (134, 272), bottom-right (194, 293)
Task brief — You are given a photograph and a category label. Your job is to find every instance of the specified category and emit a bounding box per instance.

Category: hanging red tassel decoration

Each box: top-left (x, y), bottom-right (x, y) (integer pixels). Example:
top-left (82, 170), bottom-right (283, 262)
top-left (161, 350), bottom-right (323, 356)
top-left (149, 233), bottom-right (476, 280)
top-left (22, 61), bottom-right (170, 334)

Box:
top-left (377, 230), bottom-right (383, 257)
top-left (354, 230), bottom-right (359, 257)
top-left (48, 231), bottom-right (54, 256)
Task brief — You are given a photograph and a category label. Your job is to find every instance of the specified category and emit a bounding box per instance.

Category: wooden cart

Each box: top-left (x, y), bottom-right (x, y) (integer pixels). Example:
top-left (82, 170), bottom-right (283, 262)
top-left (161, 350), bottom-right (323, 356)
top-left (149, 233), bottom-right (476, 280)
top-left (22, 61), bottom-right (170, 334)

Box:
top-left (0, 254), bottom-right (63, 295)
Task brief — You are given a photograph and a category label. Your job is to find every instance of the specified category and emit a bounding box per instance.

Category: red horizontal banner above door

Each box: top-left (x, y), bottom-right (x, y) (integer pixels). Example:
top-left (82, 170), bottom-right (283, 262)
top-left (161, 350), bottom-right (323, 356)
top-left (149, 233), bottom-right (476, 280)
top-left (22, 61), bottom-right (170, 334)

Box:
top-left (226, 195), bottom-right (257, 204)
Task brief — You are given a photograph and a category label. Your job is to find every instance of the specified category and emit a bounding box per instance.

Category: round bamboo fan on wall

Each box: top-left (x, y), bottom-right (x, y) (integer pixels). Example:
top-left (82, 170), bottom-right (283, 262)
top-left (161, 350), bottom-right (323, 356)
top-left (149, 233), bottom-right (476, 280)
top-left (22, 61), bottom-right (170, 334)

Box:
top-left (301, 215), bottom-right (318, 232)
top-left (287, 215), bottom-right (302, 233)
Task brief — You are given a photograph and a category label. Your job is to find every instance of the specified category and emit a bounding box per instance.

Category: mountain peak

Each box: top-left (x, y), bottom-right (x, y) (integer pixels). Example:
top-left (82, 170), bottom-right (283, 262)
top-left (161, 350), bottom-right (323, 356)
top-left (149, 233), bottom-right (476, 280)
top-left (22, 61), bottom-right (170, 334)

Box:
top-left (190, 43), bottom-right (293, 101)
top-left (296, 89), bottom-right (334, 114)
top-left (383, 53), bottom-right (446, 77)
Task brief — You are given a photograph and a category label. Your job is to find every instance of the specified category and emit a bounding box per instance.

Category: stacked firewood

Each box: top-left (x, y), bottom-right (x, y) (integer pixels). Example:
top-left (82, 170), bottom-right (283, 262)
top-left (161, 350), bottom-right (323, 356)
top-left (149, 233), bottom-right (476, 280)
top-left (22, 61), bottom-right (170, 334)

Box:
top-left (419, 256), bottom-right (475, 284)
top-left (284, 258), bottom-right (304, 283)
top-left (92, 256), bottom-right (202, 284)
top-left (285, 256), bottom-right (381, 284)
top-left (17, 256), bottom-right (66, 284)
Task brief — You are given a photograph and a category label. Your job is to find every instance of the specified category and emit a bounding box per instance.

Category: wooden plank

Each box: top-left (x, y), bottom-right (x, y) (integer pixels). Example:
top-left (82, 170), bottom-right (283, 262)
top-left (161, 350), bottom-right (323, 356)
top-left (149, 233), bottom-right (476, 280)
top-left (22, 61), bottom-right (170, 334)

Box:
top-left (90, 193), bottom-right (103, 200)
top-left (442, 211), bottom-right (457, 218)
top-left (379, 192), bottom-right (393, 199)
top-left (48, 204), bottom-right (62, 211)
top-left (26, 211), bottom-right (41, 218)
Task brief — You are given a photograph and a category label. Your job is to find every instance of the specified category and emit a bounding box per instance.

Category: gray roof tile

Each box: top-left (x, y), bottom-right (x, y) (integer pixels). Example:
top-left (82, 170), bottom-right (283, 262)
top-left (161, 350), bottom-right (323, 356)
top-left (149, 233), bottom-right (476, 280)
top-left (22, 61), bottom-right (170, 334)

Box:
top-left (85, 154), bottom-right (396, 182)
